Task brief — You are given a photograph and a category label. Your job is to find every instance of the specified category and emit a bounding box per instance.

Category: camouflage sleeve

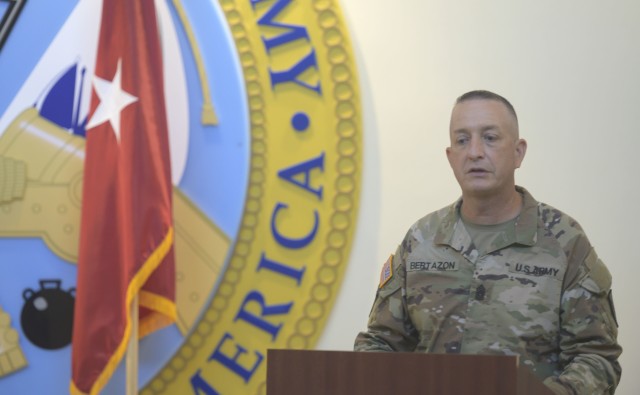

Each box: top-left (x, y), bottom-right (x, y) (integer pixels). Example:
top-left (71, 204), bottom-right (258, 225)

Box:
top-left (544, 246), bottom-right (622, 394)
top-left (354, 248), bottom-right (419, 352)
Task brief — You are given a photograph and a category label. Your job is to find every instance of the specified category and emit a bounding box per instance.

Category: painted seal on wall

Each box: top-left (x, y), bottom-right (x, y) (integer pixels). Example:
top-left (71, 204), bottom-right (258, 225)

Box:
top-left (0, 0), bottom-right (360, 393)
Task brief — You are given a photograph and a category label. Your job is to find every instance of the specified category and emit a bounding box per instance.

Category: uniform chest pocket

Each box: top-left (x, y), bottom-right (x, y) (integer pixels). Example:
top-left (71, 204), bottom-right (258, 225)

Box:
top-left (470, 258), bottom-right (563, 355)
top-left (404, 259), bottom-right (474, 323)
top-left (405, 258), bottom-right (471, 300)
top-left (482, 259), bottom-right (565, 325)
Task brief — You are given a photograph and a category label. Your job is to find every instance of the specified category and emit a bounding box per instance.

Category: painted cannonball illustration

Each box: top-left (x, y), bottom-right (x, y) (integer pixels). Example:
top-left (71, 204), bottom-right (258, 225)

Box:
top-left (20, 279), bottom-right (75, 350)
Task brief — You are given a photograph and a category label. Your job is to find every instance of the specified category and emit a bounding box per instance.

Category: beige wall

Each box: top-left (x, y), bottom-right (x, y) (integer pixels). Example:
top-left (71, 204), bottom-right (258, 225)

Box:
top-left (318, 1), bottom-right (640, 393)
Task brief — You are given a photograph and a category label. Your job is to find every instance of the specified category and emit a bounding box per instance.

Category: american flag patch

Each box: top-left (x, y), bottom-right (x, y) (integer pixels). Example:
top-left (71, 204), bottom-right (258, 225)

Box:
top-left (379, 254), bottom-right (394, 288)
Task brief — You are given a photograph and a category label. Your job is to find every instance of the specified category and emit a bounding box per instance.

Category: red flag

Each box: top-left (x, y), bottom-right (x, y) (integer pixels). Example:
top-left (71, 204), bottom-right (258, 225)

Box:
top-left (71, 1), bottom-right (176, 394)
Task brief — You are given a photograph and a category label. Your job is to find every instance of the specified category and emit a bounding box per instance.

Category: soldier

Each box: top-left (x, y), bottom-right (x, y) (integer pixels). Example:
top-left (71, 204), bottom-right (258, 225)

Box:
top-left (354, 90), bottom-right (622, 394)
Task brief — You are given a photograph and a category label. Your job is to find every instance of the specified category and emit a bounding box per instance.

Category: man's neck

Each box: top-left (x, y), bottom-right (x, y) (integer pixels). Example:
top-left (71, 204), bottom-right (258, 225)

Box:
top-left (460, 188), bottom-right (523, 225)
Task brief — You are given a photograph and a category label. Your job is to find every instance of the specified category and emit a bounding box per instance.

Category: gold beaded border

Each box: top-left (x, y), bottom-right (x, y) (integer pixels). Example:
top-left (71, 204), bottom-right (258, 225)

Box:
top-left (285, 0), bottom-right (359, 348)
top-left (142, 0), bottom-right (360, 393)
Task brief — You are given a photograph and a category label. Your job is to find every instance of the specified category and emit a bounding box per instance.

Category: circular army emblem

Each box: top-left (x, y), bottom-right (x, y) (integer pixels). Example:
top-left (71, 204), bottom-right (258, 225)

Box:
top-left (0, 0), bottom-right (361, 394)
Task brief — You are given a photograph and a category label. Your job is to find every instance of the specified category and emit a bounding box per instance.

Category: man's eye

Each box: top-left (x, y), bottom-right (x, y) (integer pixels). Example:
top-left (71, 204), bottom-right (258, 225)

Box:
top-left (484, 134), bottom-right (498, 142)
top-left (456, 137), bottom-right (468, 145)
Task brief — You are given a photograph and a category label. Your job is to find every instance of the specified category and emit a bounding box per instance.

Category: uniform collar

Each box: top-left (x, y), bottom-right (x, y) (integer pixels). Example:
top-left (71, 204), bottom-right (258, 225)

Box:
top-left (435, 186), bottom-right (539, 254)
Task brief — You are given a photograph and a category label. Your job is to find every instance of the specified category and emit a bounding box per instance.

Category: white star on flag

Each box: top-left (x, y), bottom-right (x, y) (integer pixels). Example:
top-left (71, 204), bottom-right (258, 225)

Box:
top-left (86, 59), bottom-right (138, 143)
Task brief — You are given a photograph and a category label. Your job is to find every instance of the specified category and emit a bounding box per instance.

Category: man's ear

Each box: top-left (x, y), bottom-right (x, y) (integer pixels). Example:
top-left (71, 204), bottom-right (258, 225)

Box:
top-left (515, 138), bottom-right (527, 168)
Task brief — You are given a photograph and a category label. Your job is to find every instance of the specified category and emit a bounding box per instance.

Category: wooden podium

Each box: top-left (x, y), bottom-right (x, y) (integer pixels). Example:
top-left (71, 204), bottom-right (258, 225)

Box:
top-left (266, 349), bottom-right (553, 395)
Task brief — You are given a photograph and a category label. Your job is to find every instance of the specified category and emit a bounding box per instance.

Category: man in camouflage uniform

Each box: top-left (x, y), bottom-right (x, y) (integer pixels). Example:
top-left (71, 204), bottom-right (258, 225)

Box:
top-left (354, 90), bottom-right (622, 394)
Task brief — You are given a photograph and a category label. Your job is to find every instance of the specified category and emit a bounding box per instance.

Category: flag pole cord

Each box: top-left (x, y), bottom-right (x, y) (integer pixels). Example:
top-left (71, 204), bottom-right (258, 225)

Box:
top-left (126, 294), bottom-right (139, 395)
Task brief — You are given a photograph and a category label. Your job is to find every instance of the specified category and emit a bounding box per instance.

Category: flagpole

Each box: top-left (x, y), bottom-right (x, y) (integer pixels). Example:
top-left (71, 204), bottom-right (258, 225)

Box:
top-left (126, 294), bottom-right (139, 395)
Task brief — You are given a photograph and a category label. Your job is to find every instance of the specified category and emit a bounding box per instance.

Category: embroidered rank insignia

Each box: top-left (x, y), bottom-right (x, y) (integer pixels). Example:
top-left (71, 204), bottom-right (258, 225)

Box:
top-left (379, 254), bottom-right (393, 288)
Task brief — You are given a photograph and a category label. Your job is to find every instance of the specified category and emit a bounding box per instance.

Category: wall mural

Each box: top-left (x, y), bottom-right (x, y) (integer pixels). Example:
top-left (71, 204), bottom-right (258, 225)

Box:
top-left (0, 0), bottom-right (361, 393)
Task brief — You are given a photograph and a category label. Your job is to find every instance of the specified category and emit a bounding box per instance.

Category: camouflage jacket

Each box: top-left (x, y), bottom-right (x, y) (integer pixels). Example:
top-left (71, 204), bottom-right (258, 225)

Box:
top-left (354, 187), bottom-right (622, 394)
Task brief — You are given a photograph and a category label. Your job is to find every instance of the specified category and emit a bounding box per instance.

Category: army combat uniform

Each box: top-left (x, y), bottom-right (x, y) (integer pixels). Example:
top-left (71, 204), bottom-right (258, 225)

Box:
top-left (354, 187), bottom-right (622, 394)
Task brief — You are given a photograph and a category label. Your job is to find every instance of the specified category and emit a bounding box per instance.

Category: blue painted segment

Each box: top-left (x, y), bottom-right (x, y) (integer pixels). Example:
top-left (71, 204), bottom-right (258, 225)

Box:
top-left (0, 0), bottom-right (79, 116)
top-left (0, 3), bottom-right (9, 18)
top-left (172, 0), bottom-right (249, 241)
top-left (39, 64), bottom-right (77, 130)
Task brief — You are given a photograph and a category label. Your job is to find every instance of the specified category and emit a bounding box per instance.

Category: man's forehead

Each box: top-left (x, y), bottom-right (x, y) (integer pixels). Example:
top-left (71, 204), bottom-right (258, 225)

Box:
top-left (450, 99), bottom-right (517, 131)
top-left (453, 98), bottom-right (512, 115)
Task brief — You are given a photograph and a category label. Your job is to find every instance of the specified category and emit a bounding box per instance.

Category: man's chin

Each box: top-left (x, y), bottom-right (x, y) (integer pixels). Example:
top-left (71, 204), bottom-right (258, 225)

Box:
top-left (461, 183), bottom-right (496, 198)
top-left (462, 178), bottom-right (492, 189)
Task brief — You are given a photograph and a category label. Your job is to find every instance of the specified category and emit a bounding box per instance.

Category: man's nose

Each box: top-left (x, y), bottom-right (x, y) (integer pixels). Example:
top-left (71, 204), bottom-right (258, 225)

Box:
top-left (467, 136), bottom-right (484, 159)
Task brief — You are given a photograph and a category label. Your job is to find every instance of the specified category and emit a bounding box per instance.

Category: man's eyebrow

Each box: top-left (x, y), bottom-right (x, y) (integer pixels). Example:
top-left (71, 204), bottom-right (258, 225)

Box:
top-left (480, 125), bottom-right (499, 132)
top-left (452, 125), bottom-right (498, 134)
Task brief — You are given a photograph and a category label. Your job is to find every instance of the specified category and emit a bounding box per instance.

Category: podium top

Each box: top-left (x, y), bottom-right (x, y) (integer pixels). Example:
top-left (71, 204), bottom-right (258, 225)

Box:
top-left (266, 349), bottom-right (553, 395)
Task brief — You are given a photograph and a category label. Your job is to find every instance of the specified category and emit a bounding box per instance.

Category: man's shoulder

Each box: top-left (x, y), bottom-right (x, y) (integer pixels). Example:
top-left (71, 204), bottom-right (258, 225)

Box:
top-left (536, 200), bottom-right (587, 238)
top-left (520, 187), bottom-right (587, 238)
top-left (521, 190), bottom-right (593, 260)
top-left (394, 202), bottom-right (459, 255)
top-left (411, 202), bottom-right (456, 231)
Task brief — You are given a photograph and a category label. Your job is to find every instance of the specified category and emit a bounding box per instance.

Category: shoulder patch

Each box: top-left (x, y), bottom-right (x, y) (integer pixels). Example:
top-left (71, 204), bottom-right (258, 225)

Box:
top-left (580, 248), bottom-right (612, 294)
top-left (379, 254), bottom-right (393, 288)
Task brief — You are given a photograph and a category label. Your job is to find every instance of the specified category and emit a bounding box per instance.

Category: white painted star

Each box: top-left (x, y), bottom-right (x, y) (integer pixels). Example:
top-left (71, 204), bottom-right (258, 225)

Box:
top-left (86, 59), bottom-right (138, 143)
